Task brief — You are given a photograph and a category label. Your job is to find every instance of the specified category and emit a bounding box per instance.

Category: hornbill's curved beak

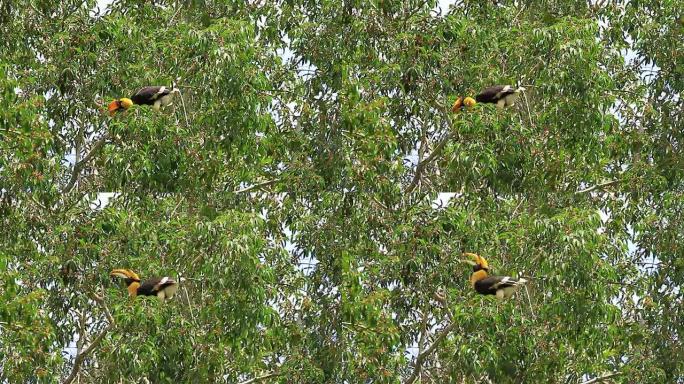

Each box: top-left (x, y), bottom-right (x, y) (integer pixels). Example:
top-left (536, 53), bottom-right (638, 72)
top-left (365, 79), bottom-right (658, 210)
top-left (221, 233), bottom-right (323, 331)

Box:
top-left (459, 259), bottom-right (477, 266)
top-left (107, 98), bottom-right (133, 116)
top-left (110, 268), bottom-right (140, 280)
top-left (452, 96), bottom-right (464, 112)
top-left (107, 100), bottom-right (120, 115)
top-left (459, 252), bottom-right (489, 269)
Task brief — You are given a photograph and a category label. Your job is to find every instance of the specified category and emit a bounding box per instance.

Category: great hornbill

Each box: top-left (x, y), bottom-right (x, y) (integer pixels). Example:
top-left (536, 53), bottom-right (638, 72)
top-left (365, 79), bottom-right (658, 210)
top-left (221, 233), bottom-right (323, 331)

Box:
top-left (108, 86), bottom-right (180, 115)
top-left (475, 85), bottom-right (526, 109)
top-left (110, 269), bottom-right (179, 301)
top-left (461, 253), bottom-right (528, 299)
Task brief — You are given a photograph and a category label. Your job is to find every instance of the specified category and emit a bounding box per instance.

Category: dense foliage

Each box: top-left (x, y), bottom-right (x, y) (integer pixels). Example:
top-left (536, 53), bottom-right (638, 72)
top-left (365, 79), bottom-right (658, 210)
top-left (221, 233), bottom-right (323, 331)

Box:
top-left (1, 0), bottom-right (682, 382)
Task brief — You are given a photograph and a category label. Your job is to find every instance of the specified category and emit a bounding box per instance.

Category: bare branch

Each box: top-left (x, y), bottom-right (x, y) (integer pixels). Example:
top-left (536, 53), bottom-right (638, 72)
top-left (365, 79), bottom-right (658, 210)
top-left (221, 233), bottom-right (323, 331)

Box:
top-left (341, 321), bottom-right (386, 334)
top-left (404, 0), bottom-right (429, 21)
top-left (417, 308), bottom-right (429, 357)
top-left (511, 197), bottom-right (525, 217)
top-left (232, 179), bottom-right (280, 194)
top-left (405, 133), bottom-right (455, 194)
top-left (238, 372), bottom-right (282, 384)
top-left (575, 179), bottom-right (619, 195)
top-left (176, 89), bottom-right (191, 127)
top-left (524, 285), bottom-right (536, 319)
top-left (62, 134), bottom-right (110, 194)
top-left (370, 195), bottom-right (391, 212)
top-left (62, 293), bottom-right (115, 384)
top-left (183, 286), bottom-right (196, 325)
top-left (404, 321), bottom-right (458, 384)
top-left (580, 372), bottom-right (622, 384)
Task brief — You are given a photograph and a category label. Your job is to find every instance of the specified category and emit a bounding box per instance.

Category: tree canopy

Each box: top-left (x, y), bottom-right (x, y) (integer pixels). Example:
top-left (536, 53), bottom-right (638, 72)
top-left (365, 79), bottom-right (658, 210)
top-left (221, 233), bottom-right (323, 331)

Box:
top-left (1, 0), bottom-right (682, 383)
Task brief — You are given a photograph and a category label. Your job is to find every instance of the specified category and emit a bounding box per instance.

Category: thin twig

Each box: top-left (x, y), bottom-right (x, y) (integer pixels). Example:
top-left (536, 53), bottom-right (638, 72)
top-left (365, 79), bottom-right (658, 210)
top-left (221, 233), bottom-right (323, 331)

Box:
top-left (168, 1), bottom-right (183, 24)
top-left (512, 3), bottom-right (526, 24)
top-left (177, 89), bottom-right (190, 127)
top-left (88, 292), bottom-right (115, 326)
top-left (522, 90), bottom-right (534, 128)
top-left (415, 128), bottom-right (429, 194)
top-left (575, 180), bottom-right (619, 195)
top-left (405, 133), bottom-right (455, 194)
top-left (524, 285), bottom-right (536, 319)
top-left (608, 88), bottom-right (643, 97)
top-left (341, 321), bottom-right (385, 334)
top-left (168, 197), bottom-right (185, 220)
top-left (403, 0), bottom-right (429, 22)
top-left (404, 321), bottom-right (458, 384)
top-left (62, 293), bottom-right (115, 384)
top-left (62, 134), bottom-right (110, 194)
top-left (0, 321), bottom-right (24, 330)
top-left (511, 197), bottom-right (525, 217)
top-left (417, 308), bottom-right (429, 358)
top-left (605, 280), bottom-right (639, 288)
top-left (183, 286), bottom-right (196, 325)
top-left (238, 372), bottom-right (282, 384)
top-left (580, 372), bottom-right (622, 384)
top-left (232, 179), bottom-right (280, 194)
top-left (370, 195), bottom-right (391, 212)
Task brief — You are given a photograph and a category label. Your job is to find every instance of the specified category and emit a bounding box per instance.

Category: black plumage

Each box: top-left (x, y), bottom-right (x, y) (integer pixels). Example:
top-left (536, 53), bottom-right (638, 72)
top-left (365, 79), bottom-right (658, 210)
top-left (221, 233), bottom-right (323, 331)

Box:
top-left (475, 85), bottom-right (525, 108)
top-left (130, 86), bottom-right (178, 110)
top-left (137, 277), bottom-right (178, 297)
top-left (474, 276), bottom-right (524, 296)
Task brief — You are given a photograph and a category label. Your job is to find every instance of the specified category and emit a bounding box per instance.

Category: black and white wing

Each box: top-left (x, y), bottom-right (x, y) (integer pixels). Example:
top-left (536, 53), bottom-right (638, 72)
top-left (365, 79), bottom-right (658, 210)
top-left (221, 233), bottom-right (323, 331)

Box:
top-left (475, 85), bottom-right (515, 104)
top-left (138, 276), bottom-right (178, 299)
top-left (474, 275), bottom-right (527, 298)
top-left (130, 86), bottom-right (173, 106)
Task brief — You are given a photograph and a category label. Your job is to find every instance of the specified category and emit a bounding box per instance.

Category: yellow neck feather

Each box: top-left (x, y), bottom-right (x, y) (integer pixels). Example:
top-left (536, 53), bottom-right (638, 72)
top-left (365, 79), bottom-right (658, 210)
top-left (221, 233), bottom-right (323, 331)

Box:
top-left (470, 270), bottom-right (488, 286)
top-left (127, 282), bottom-right (140, 297)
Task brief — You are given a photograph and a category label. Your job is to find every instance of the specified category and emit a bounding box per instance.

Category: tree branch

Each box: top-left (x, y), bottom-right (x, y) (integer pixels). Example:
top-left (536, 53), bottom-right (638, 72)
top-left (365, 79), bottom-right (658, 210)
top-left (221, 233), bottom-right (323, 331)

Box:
top-left (232, 179), bottom-right (280, 194)
top-left (575, 179), bottom-right (619, 195)
top-left (370, 195), bottom-right (391, 212)
top-left (580, 372), bottom-right (622, 384)
top-left (62, 134), bottom-right (110, 194)
top-left (404, 320), bottom-right (458, 384)
top-left (238, 371), bottom-right (282, 384)
top-left (62, 293), bottom-right (115, 384)
top-left (417, 308), bottom-right (429, 361)
top-left (405, 133), bottom-right (455, 194)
